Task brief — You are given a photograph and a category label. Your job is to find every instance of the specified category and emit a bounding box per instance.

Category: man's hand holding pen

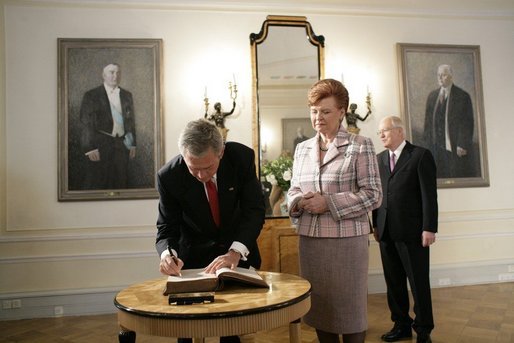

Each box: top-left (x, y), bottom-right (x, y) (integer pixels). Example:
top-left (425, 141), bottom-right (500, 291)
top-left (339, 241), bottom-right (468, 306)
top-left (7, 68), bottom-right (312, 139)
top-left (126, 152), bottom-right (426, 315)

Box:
top-left (159, 247), bottom-right (184, 276)
top-left (159, 247), bottom-right (242, 276)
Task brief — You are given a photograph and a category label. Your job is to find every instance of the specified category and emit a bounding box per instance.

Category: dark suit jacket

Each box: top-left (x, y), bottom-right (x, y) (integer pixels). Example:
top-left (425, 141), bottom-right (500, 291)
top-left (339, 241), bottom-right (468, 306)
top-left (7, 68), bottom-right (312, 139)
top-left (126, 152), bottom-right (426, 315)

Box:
top-left (155, 142), bottom-right (265, 269)
top-left (79, 85), bottom-right (136, 153)
top-left (372, 141), bottom-right (438, 241)
top-left (423, 84), bottom-right (474, 152)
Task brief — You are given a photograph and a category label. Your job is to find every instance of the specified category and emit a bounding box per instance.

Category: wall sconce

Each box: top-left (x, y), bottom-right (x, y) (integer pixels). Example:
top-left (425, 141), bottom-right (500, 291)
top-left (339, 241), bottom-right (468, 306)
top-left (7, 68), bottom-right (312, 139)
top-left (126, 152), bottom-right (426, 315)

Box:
top-left (261, 126), bottom-right (272, 156)
top-left (261, 142), bottom-right (268, 154)
top-left (345, 88), bottom-right (372, 135)
top-left (204, 75), bottom-right (238, 141)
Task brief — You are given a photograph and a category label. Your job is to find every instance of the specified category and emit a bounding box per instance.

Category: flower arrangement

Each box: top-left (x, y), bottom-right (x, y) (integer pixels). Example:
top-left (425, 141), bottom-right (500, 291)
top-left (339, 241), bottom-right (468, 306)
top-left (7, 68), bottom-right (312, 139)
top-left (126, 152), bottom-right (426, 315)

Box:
top-left (262, 155), bottom-right (293, 192)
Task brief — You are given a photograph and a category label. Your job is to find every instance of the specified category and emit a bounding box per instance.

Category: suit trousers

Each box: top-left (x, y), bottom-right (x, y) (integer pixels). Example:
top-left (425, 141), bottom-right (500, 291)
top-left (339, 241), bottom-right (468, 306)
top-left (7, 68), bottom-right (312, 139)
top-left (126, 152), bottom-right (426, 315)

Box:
top-left (83, 136), bottom-right (129, 190)
top-left (379, 238), bottom-right (434, 335)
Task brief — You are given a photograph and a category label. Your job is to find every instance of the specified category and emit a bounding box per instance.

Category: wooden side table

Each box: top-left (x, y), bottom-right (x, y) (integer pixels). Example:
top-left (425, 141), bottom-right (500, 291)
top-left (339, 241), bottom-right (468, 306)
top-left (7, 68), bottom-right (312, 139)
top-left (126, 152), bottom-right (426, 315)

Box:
top-left (114, 271), bottom-right (311, 343)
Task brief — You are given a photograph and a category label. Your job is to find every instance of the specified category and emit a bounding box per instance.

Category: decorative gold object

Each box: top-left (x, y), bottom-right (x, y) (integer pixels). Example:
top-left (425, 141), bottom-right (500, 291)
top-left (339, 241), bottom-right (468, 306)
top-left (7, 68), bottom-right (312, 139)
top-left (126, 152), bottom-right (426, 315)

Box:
top-left (204, 78), bottom-right (238, 141)
top-left (345, 90), bottom-right (372, 135)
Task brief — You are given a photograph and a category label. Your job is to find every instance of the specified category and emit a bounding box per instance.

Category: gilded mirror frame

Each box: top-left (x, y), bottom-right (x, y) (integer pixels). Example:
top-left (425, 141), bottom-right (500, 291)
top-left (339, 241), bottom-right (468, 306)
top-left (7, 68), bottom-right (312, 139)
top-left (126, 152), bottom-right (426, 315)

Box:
top-left (250, 15), bottom-right (325, 218)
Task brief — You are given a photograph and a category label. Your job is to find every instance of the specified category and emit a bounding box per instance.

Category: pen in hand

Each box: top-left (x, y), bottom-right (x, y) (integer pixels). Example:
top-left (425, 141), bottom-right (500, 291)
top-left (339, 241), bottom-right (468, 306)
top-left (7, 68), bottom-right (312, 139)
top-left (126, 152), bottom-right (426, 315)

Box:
top-left (168, 246), bottom-right (182, 276)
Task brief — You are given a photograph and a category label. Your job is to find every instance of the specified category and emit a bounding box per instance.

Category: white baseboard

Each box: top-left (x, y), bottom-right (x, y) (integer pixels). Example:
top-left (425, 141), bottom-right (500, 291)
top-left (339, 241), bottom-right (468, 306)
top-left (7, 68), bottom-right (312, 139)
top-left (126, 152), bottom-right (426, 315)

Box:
top-left (0, 288), bottom-right (120, 320)
top-left (2, 259), bottom-right (514, 321)
top-left (368, 258), bottom-right (514, 294)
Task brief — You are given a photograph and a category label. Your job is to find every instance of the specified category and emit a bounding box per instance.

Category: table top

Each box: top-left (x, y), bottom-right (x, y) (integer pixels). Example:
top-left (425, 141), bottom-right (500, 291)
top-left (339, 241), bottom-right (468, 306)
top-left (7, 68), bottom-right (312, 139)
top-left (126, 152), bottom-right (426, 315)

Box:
top-left (114, 271), bottom-right (311, 319)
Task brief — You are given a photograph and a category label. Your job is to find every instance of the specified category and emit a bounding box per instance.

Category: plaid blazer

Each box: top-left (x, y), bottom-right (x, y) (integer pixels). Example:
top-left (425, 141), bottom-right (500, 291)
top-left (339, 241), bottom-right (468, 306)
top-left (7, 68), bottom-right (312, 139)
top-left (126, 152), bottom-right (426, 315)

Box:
top-left (288, 126), bottom-right (382, 238)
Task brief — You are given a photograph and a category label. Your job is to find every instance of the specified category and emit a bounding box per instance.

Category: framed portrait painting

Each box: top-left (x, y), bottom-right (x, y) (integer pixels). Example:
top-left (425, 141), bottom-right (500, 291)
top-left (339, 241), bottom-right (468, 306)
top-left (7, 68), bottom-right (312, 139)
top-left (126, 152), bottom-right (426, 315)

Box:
top-left (282, 118), bottom-right (316, 157)
top-left (397, 43), bottom-right (489, 188)
top-left (58, 38), bottom-right (164, 201)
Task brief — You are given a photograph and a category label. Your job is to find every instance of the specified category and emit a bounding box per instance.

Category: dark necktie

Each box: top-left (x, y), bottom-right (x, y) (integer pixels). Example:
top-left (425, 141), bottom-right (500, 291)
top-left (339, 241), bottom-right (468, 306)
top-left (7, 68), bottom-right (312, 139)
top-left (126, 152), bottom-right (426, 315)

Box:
top-left (206, 180), bottom-right (220, 227)
top-left (390, 152), bottom-right (396, 172)
top-left (438, 90), bottom-right (446, 105)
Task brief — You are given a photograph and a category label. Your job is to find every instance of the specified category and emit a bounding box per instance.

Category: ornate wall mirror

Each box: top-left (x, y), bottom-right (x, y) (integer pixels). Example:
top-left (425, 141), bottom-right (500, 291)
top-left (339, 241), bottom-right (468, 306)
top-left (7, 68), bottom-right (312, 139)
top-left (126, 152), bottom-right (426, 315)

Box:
top-left (250, 15), bottom-right (325, 218)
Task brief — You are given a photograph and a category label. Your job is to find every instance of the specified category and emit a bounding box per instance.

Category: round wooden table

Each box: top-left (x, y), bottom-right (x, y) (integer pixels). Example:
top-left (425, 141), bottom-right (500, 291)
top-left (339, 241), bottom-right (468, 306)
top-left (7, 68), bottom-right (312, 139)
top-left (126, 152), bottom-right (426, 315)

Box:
top-left (114, 271), bottom-right (311, 343)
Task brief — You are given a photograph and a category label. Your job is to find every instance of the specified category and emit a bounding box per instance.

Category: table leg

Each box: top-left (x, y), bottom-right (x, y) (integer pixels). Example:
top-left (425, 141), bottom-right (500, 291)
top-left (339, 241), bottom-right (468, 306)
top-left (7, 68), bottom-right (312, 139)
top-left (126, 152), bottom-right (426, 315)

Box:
top-left (118, 328), bottom-right (136, 343)
top-left (289, 318), bottom-right (301, 343)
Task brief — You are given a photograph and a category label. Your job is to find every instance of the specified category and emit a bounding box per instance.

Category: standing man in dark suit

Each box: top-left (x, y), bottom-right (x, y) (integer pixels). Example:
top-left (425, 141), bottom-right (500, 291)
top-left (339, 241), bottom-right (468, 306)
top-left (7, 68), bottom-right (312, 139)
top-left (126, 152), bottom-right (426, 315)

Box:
top-left (79, 63), bottom-right (137, 189)
top-left (372, 116), bottom-right (438, 343)
top-left (423, 64), bottom-right (474, 178)
top-left (156, 119), bottom-right (265, 343)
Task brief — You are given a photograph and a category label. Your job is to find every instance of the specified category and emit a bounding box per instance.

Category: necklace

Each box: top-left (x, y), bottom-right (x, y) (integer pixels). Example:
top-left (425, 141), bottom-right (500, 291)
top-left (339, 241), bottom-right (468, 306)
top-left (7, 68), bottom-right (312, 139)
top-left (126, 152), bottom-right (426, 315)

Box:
top-left (319, 136), bottom-right (329, 151)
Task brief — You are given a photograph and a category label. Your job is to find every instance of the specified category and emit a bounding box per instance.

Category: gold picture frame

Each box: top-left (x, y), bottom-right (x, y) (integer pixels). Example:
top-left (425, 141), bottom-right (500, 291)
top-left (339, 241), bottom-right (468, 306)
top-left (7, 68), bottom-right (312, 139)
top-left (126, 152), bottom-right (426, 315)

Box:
top-left (397, 43), bottom-right (489, 188)
top-left (58, 38), bottom-right (164, 200)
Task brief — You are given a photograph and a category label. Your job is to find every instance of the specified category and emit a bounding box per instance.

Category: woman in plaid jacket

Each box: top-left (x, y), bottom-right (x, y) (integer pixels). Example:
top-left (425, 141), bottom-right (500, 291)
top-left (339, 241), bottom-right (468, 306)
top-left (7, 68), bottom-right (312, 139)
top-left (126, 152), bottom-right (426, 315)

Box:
top-left (288, 79), bottom-right (382, 343)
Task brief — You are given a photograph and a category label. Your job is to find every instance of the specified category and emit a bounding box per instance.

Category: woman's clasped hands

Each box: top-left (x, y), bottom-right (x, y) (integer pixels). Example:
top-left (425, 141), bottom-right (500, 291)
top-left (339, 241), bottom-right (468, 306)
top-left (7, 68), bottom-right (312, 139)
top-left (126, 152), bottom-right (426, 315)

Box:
top-left (298, 191), bottom-right (328, 214)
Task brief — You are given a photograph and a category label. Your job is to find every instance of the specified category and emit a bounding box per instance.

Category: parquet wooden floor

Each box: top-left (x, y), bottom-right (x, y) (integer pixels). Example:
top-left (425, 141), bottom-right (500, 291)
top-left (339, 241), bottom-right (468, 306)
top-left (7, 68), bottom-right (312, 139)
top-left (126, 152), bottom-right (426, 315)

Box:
top-left (1, 282), bottom-right (513, 343)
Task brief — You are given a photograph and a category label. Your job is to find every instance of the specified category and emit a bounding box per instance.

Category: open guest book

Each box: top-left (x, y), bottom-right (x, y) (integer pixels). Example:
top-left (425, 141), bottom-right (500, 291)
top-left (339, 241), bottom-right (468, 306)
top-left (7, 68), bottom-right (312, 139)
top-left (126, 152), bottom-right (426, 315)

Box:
top-left (163, 267), bottom-right (269, 295)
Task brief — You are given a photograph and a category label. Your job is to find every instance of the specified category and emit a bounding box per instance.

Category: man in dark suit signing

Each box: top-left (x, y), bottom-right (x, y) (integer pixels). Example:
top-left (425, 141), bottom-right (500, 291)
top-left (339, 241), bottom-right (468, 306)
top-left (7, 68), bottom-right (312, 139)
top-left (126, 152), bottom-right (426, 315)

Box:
top-left (155, 119), bottom-right (265, 343)
top-left (372, 116), bottom-right (438, 343)
top-left (79, 63), bottom-right (136, 190)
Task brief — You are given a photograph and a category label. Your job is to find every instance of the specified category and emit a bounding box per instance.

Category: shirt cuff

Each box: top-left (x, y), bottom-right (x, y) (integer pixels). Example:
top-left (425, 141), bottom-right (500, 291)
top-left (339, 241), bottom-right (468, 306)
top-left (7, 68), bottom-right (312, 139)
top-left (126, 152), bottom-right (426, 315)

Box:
top-left (229, 241), bottom-right (249, 261)
top-left (160, 248), bottom-right (178, 260)
top-left (85, 149), bottom-right (99, 156)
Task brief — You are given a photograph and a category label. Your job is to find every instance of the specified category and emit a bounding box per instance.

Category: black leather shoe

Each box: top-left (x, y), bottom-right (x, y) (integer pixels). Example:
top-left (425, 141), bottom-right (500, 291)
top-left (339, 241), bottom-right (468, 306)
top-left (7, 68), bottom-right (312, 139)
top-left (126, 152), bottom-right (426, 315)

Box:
top-left (381, 326), bottom-right (413, 342)
top-left (416, 334), bottom-right (432, 343)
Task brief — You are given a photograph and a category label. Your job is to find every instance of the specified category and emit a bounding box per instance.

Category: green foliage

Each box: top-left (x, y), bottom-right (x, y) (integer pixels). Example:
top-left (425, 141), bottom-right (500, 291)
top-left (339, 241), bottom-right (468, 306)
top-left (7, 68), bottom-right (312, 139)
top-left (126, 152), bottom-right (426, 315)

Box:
top-left (261, 155), bottom-right (293, 192)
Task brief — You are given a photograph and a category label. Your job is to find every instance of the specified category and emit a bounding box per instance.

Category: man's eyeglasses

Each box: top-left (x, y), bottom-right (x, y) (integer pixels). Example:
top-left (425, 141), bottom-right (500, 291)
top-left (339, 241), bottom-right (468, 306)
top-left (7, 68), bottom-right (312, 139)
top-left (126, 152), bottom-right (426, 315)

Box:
top-left (376, 127), bottom-right (396, 136)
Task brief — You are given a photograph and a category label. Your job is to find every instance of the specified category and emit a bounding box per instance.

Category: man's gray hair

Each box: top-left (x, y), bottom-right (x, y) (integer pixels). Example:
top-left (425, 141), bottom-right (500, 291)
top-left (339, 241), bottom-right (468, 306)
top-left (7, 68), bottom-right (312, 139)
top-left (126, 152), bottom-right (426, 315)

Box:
top-left (103, 63), bottom-right (120, 73)
top-left (388, 115), bottom-right (404, 130)
top-left (438, 64), bottom-right (453, 76)
top-left (178, 119), bottom-right (224, 157)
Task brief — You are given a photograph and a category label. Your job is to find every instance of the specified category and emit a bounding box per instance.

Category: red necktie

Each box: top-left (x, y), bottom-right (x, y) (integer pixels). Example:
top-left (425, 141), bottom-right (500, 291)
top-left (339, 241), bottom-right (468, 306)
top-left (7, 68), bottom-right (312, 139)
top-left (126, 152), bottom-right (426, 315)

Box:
top-left (206, 180), bottom-right (220, 227)
top-left (390, 153), bottom-right (396, 172)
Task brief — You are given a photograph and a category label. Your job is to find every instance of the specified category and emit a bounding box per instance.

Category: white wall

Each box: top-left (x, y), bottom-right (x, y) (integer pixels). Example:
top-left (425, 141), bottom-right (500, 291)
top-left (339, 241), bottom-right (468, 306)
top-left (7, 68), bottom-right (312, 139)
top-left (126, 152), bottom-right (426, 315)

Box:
top-left (1, 0), bottom-right (513, 319)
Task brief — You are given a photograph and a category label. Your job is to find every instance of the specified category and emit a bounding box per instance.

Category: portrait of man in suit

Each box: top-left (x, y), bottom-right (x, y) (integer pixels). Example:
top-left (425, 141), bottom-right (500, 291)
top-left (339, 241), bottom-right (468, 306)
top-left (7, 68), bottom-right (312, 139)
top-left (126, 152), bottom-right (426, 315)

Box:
top-left (292, 126), bottom-right (309, 153)
top-left (282, 118), bottom-right (315, 157)
top-left (423, 64), bottom-right (475, 179)
top-left (397, 43), bottom-right (489, 188)
top-left (59, 38), bottom-right (162, 200)
top-left (79, 63), bottom-right (137, 190)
